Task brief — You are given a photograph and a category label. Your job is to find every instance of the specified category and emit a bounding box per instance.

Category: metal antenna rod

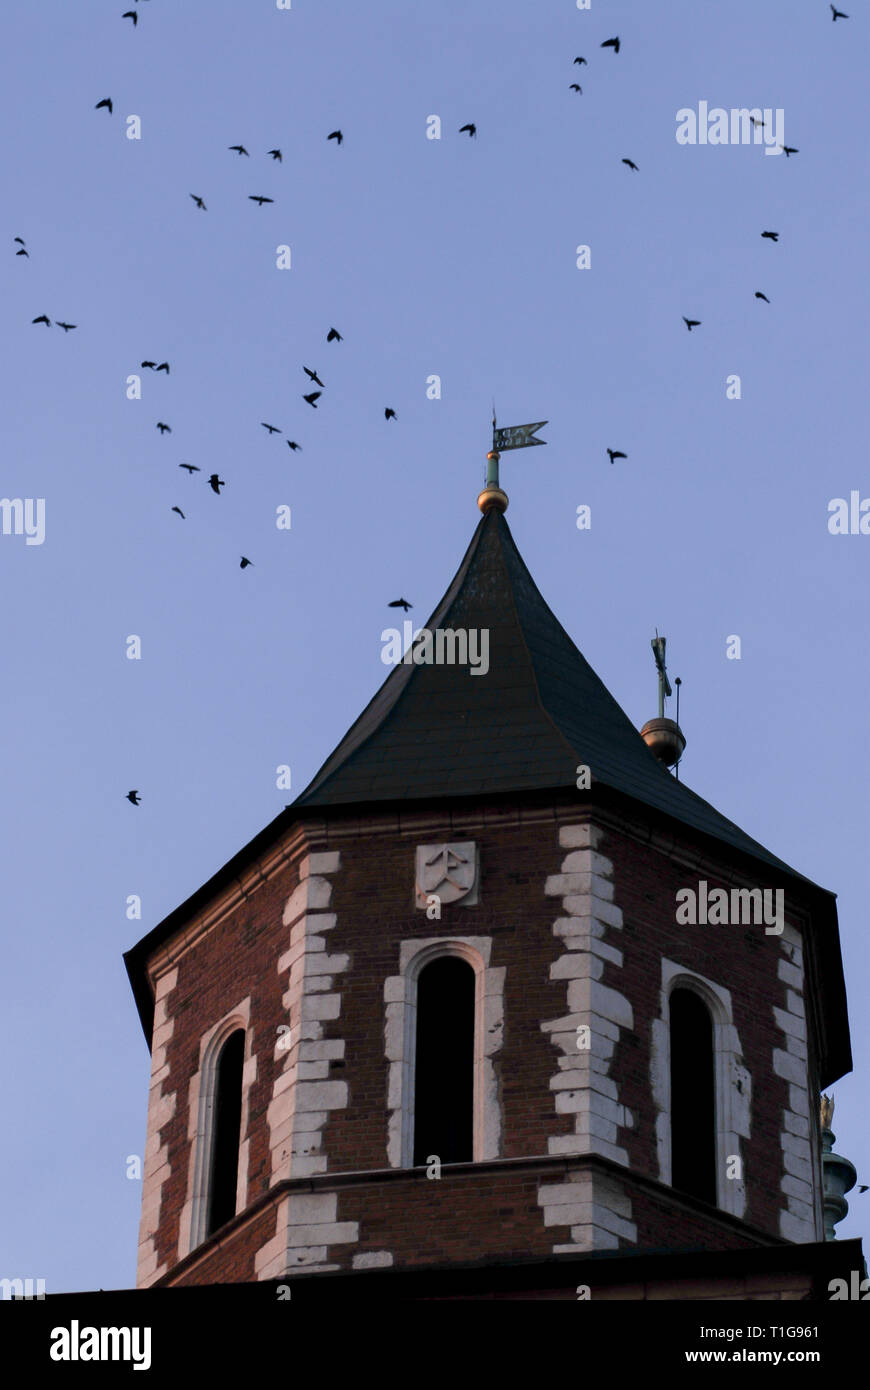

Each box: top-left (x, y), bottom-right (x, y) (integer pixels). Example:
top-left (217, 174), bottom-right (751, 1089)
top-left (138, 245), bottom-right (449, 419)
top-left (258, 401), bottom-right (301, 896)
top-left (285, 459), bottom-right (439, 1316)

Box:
top-left (674, 676), bottom-right (682, 780)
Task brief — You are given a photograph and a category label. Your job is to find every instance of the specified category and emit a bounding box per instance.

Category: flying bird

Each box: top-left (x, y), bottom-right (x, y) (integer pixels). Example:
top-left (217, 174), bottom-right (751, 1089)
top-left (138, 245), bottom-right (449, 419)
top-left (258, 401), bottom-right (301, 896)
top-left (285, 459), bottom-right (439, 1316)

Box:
top-left (229, 144), bottom-right (249, 155)
top-left (327, 327), bottom-right (343, 342)
top-left (122, 9), bottom-right (138, 23)
top-left (831, 5), bottom-right (849, 19)
top-left (601, 36), bottom-right (620, 53)
top-left (179, 463), bottom-right (200, 473)
top-left (268, 149), bottom-right (282, 161)
top-left (240, 556), bottom-right (253, 569)
top-left (156, 421), bottom-right (171, 433)
top-left (156, 362), bottom-right (169, 373)
top-left (574, 56), bottom-right (587, 65)
top-left (622, 158), bottom-right (639, 171)
top-left (459, 123), bottom-right (477, 138)
top-left (750, 115), bottom-right (765, 129)
top-left (95, 98), bottom-right (113, 113)
top-left (261, 422), bottom-right (281, 434)
top-left (31, 314), bottom-right (50, 326)
top-left (858, 1185), bottom-right (869, 1194)
top-left (389, 598), bottom-right (412, 611)
top-left (56, 321), bottom-right (77, 332)
top-left (141, 360), bottom-right (156, 369)
top-left (683, 318), bottom-right (701, 331)
top-left (126, 790), bottom-right (141, 805)
top-left (570, 84), bottom-right (583, 93)
top-left (761, 231), bottom-right (779, 241)
top-left (303, 391), bottom-right (321, 408)
top-left (249, 195), bottom-right (274, 205)
top-left (755, 291), bottom-right (770, 303)
top-left (14, 237), bottom-right (25, 245)
top-left (190, 194), bottom-right (207, 210)
top-left (171, 506), bottom-right (185, 519)
top-left (385, 407), bottom-right (397, 421)
top-left (286, 440), bottom-right (301, 451)
top-left (303, 366), bottom-right (324, 386)
top-left (607, 449), bottom-right (627, 464)
top-left (780, 145), bottom-right (799, 157)
top-left (327, 130), bottom-right (343, 144)
top-left (208, 474), bottom-right (225, 494)
top-left (16, 247), bottom-right (29, 257)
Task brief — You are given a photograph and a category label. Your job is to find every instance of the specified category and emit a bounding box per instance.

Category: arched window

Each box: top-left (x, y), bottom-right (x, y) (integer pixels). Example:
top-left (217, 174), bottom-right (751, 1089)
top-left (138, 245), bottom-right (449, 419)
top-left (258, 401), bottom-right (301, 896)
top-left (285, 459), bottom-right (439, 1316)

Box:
top-left (669, 988), bottom-right (717, 1205)
top-left (206, 1028), bottom-right (245, 1237)
top-left (413, 955), bottom-right (475, 1166)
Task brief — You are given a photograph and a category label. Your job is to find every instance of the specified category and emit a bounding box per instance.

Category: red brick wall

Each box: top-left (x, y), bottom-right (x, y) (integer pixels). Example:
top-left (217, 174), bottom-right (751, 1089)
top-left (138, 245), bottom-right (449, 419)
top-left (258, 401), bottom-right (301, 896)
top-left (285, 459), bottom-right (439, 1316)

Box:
top-left (142, 802), bottom-right (820, 1282)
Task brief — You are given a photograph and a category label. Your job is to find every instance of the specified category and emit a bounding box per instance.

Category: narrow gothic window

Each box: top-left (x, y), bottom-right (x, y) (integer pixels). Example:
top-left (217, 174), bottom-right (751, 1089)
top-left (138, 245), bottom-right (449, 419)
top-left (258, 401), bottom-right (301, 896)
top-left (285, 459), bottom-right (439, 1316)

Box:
top-left (206, 1029), bottom-right (245, 1237)
top-left (669, 988), bottom-right (716, 1205)
top-left (413, 956), bottom-right (475, 1166)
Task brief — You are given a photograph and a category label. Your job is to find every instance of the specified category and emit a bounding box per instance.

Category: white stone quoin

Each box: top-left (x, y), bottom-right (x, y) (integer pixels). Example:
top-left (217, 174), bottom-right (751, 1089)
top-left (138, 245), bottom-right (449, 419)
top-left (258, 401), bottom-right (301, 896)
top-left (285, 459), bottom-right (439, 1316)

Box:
top-left (774, 923), bottom-right (822, 1242)
top-left (257, 850), bottom-right (359, 1277)
top-left (539, 823), bottom-right (637, 1250)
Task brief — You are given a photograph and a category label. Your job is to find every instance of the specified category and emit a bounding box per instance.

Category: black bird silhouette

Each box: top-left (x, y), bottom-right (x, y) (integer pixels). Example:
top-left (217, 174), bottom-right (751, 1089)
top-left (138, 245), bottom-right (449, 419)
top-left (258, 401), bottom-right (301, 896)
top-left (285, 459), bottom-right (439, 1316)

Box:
top-left (858, 1184), bottom-right (869, 1193)
top-left (229, 144), bottom-right (249, 155)
top-left (240, 556), bottom-right (253, 569)
top-left (286, 440), bottom-right (301, 451)
top-left (208, 473), bottom-right (225, 494)
top-left (750, 115), bottom-right (766, 129)
top-left (327, 130), bottom-right (343, 144)
top-left (574, 56), bottom-right (587, 65)
top-left (327, 327), bottom-right (343, 342)
top-left (249, 195), bottom-right (274, 205)
top-left (171, 506), bottom-right (185, 518)
top-left (459, 123), bottom-right (477, 138)
top-left (570, 84), bottom-right (583, 93)
top-left (14, 237), bottom-right (25, 245)
top-left (683, 318), bottom-right (701, 331)
top-left (32, 314), bottom-right (50, 326)
top-left (261, 422), bottom-right (281, 434)
top-left (601, 36), bottom-right (620, 53)
top-left (156, 362), bottom-right (169, 373)
top-left (755, 291), bottom-right (770, 303)
top-left (268, 148), bottom-right (282, 161)
top-left (56, 321), bottom-right (76, 332)
top-left (389, 598), bottom-right (412, 611)
top-left (831, 5), bottom-right (849, 19)
top-left (179, 463), bottom-right (200, 473)
top-left (622, 158), bottom-right (639, 171)
top-left (190, 194), bottom-right (207, 210)
top-left (141, 360), bottom-right (156, 369)
top-left (303, 391), bottom-right (321, 408)
top-left (607, 449), bottom-right (627, 464)
top-left (761, 230), bottom-right (779, 241)
top-left (156, 421), bottom-right (171, 433)
top-left (385, 407), bottom-right (397, 421)
top-left (95, 98), bottom-right (113, 113)
top-left (303, 366), bottom-right (324, 387)
top-left (16, 247), bottom-right (29, 257)
top-left (781, 145), bottom-right (799, 157)
top-left (126, 790), bottom-right (141, 805)
top-left (123, 9), bottom-right (137, 23)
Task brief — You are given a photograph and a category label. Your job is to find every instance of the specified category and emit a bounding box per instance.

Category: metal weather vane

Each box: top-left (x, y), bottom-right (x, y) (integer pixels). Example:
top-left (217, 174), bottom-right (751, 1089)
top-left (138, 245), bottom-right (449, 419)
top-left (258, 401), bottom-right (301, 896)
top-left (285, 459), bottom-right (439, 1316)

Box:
top-left (485, 409), bottom-right (548, 492)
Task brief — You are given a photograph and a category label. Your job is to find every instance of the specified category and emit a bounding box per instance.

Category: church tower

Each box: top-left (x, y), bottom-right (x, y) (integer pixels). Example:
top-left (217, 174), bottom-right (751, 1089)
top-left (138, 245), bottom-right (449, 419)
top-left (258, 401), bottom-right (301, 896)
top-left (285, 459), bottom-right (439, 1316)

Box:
top-left (125, 471), bottom-right (853, 1297)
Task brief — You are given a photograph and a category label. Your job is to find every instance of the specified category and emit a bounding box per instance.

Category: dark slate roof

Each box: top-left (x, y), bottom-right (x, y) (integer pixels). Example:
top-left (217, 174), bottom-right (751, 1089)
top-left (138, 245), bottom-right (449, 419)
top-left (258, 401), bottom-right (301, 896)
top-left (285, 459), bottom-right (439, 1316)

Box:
top-left (294, 508), bottom-right (800, 880)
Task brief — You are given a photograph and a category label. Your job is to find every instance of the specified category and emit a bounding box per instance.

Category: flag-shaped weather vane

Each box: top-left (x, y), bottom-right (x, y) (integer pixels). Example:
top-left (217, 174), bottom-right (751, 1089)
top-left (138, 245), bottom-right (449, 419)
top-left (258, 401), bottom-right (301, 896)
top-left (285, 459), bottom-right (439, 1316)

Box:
top-left (478, 409), bottom-right (548, 514)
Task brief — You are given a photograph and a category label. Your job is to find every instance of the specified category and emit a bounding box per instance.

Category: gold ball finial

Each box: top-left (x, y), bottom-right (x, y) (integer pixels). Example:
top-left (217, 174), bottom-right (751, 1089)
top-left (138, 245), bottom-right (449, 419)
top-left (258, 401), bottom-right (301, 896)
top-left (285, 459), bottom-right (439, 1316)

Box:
top-left (478, 486), bottom-right (509, 514)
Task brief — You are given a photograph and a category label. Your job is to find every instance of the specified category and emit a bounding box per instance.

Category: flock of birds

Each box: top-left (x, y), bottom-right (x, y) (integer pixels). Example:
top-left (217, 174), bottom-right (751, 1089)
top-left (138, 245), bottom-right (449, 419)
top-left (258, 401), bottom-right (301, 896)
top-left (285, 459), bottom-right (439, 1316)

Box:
top-left (14, 6), bottom-right (854, 813)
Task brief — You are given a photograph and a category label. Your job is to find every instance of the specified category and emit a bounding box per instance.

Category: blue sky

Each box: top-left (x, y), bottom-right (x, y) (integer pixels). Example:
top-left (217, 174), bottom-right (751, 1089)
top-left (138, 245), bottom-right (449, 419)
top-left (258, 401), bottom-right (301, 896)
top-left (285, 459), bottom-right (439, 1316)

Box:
top-left (0, 0), bottom-right (866, 1292)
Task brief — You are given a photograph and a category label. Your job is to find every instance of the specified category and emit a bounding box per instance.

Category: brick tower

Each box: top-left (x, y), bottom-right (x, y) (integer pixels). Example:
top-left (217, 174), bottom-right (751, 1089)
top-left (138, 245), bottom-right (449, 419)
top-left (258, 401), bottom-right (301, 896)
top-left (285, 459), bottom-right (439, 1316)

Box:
top-left (124, 482), bottom-right (853, 1299)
